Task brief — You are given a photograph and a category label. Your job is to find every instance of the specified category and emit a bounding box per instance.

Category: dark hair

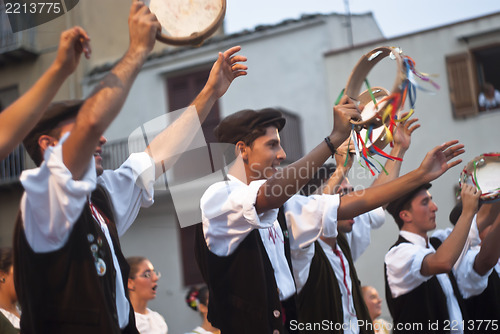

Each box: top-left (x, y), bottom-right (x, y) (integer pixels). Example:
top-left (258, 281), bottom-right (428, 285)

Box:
top-left (300, 163), bottom-right (337, 196)
top-left (0, 248), bottom-right (13, 273)
top-left (386, 183), bottom-right (432, 229)
top-left (222, 120), bottom-right (284, 164)
top-left (185, 286), bottom-right (209, 311)
top-left (126, 256), bottom-right (147, 278)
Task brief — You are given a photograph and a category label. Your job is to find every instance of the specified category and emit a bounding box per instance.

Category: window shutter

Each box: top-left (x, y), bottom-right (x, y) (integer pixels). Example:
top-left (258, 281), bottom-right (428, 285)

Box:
top-left (445, 52), bottom-right (478, 118)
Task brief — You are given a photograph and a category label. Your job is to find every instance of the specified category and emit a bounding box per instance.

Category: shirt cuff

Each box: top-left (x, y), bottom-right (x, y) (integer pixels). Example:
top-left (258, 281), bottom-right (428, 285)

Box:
top-left (242, 179), bottom-right (278, 227)
top-left (321, 194), bottom-right (340, 238)
top-left (124, 152), bottom-right (155, 204)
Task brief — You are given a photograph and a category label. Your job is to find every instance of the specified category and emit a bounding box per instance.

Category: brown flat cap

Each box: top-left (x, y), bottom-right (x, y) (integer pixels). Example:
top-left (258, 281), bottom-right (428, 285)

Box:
top-left (214, 108), bottom-right (286, 144)
top-left (23, 99), bottom-right (84, 165)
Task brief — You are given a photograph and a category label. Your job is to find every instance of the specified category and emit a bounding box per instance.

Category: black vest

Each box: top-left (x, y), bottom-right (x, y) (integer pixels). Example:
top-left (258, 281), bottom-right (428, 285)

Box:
top-left (385, 235), bottom-right (466, 334)
top-left (296, 234), bottom-right (374, 334)
top-left (14, 185), bottom-right (138, 334)
top-left (463, 269), bottom-right (500, 333)
top-left (0, 311), bottom-right (18, 334)
top-left (195, 223), bottom-right (284, 334)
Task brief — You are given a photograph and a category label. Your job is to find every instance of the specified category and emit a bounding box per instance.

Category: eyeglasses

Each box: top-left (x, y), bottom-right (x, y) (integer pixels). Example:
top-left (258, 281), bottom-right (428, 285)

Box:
top-left (137, 269), bottom-right (161, 279)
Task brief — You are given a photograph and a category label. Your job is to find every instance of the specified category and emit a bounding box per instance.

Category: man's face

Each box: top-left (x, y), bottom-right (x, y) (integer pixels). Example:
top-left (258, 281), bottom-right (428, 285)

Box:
top-left (402, 189), bottom-right (438, 234)
top-left (243, 126), bottom-right (286, 181)
top-left (337, 178), bottom-right (355, 233)
top-left (44, 119), bottom-right (107, 176)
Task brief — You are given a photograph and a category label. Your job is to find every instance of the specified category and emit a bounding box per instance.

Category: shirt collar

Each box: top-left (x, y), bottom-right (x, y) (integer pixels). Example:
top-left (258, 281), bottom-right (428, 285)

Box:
top-left (400, 230), bottom-right (428, 248)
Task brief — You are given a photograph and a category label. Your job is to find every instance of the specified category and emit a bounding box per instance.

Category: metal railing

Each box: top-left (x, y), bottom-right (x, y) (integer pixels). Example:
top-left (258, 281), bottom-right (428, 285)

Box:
top-left (0, 145), bottom-right (25, 185)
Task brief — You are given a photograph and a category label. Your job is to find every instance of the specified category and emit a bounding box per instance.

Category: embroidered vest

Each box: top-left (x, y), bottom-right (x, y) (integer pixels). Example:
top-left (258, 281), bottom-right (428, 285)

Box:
top-left (14, 185), bottom-right (138, 334)
top-left (195, 223), bottom-right (284, 334)
top-left (385, 236), bottom-right (466, 334)
top-left (463, 269), bottom-right (500, 333)
top-left (296, 233), bottom-right (374, 334)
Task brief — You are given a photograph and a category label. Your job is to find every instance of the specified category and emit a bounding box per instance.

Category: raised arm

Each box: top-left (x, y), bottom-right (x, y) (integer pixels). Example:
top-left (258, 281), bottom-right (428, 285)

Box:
top-left (0, 27), bottom-right (90, 160)
top-left (145, 46), bottom-right (247, 178)
top-left (256, 95), bottom-right (361, 212)
top-left (62, 1), bottom-right (160, 179)
top-left (191, 46), bottom-right (247, 122)
top-left (420, 184), bottom-right (481, 276)
top-left (371, 115), bottom-right (420, 189)
top-left (320, 139), bottom-right (354, 195)
top-left (337, 140), bottom-right (465, 220)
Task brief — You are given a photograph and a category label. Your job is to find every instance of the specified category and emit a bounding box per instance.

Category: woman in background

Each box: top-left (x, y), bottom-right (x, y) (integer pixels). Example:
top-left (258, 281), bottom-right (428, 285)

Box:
top-left (0, 248), bottom-right (19, 333)
top-left (362, 285), bottom-right (391, 334)
top-left (127, 256), bottom-right (168, 334)
top-left (184, 286), bottom-right (219, 334)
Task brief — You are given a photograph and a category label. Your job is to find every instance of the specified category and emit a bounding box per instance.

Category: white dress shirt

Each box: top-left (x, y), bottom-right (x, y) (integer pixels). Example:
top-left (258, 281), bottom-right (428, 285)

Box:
top-left (318, 239), bottom-right (359, 334)
top-left (134, 308), bottom-right (168, 334)
top-left (201, 174), bottom-right (340, 301)
top-left (20, 136), bottom-right (155, 329)
top-left (345, 207), bottom-right (386, 261)
top-left (385, 230), bottom-right (464, 334)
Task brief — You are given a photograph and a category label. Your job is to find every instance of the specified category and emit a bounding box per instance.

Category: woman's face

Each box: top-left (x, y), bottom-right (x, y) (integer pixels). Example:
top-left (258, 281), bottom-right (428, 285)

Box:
top-left (128, 260), bottom-right (160, 302)
top-left (363, 286), bottom-right (382, 320)
top-left (1, 266), bottom-right (17, 303)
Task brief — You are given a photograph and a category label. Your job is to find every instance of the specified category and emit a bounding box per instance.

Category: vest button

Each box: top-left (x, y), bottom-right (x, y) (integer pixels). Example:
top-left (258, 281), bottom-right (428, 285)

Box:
top-left (273, 310), bottom-right (280, 318)
top-left (273, 330), bottom-right (280, 334)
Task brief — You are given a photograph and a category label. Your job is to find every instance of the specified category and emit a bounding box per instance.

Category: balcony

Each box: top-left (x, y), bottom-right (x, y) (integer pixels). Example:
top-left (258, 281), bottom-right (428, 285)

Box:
top-left (0, 145), bottom-right (25, 186)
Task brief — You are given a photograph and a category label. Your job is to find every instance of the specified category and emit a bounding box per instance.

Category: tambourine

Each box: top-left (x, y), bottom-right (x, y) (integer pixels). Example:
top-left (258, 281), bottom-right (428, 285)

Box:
top-left (459, 153), bottom-right (500, 201)
top-left (344, 46), bottom-right (406, 129)
top-left (357, 87), bottom-right (391, 150)
top-left (145, 0), bottom-right (226, 46)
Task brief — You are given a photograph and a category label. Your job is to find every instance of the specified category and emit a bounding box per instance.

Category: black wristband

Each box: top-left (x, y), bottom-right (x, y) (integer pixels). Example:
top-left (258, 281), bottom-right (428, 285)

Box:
top-left (324, 137), bottom-right (336, 158)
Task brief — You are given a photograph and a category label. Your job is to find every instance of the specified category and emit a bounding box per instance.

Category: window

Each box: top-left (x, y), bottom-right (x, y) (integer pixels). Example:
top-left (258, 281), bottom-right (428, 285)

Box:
top-left (446, 43), bottom-right (500, 118)
top-left (167, 67), bottom-right (220, 286)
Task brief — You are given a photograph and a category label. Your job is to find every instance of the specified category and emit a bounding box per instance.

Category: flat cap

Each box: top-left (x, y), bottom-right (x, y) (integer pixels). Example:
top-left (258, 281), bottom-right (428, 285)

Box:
top-left (214, 108), bottom-right (286, 144)
top-left (23, 99), bottom-right (84, 165)
top-left (386, 183), bottom-right (432, 221)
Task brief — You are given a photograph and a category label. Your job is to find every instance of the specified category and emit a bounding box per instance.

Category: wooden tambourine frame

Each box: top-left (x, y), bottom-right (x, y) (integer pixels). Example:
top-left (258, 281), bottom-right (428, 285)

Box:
top-left (459, 153), bottom-right (500, 202)
top-left (357, 87), bottom-right (392, 150)
top-left (146, 0), bottom-right (226, 46)
top-left (344, 46), bottom-right (405, 128)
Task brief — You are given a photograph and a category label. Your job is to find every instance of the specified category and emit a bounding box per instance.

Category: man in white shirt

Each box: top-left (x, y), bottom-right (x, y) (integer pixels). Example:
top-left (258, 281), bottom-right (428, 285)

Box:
top-left (197, 95), bottom-right (465, 333)
top-left (13, 2), bottom-right (248, 333)
top-left (293, 117), bottom-right (418, 334)
top-left (385, 183), bottom-right (481, 334)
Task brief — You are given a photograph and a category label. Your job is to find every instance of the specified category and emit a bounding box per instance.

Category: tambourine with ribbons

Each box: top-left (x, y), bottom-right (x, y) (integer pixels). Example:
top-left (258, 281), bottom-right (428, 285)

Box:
top-left (459, 153), bottom-right (500, 202)
top-left (339, 46), bottom-right (439, 175)
top-left (145, 0), bottom-right (226, 46)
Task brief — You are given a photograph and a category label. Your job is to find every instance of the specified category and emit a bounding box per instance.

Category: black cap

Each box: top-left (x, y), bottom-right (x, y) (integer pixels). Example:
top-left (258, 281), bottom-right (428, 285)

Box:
top-left (23, 99), bottom-right (84, 165)
top-left (386, 183), bottom-right (432, 227)
top-left (214, 108), bottom-right (286, 144)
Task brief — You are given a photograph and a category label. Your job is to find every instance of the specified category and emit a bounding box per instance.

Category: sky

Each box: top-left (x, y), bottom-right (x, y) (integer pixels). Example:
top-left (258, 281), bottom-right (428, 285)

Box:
top-left (224, 0), bottom-right (500, 38)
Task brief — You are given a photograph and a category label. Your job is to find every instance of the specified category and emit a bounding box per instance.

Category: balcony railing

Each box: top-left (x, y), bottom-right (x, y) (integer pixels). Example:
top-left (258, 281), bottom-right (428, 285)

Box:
top-left (0, 145), bottom-right (25, 185)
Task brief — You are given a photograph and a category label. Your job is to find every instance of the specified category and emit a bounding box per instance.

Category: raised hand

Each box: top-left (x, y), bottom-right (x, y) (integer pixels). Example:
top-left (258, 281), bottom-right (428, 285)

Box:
top-left (461, 184), bottom-right (482, 215)
top-left (419, 140), bottom-right (465, 183)
top-left (335, 138), bottom-right (354, 171)
top-left (207, 46), bottom-right (248, 99)
top-left (55, 26), bottom-right (91, 76)
top-left (393, 113), bottom-right (420, 151)
top-left (331, 96), bottom-right (361, 143)
top-left (128, 0), bottom-right (161, 58)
